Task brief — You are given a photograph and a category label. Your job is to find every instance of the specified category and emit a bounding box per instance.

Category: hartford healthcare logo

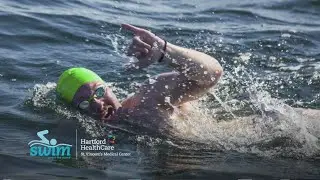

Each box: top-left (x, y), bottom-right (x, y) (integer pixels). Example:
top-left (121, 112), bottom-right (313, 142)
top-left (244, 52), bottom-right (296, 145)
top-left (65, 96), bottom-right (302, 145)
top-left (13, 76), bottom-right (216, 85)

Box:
top-left (28, 130), bottom-right (72, 158)
top-left (107, 131), bottom-right (116, 144)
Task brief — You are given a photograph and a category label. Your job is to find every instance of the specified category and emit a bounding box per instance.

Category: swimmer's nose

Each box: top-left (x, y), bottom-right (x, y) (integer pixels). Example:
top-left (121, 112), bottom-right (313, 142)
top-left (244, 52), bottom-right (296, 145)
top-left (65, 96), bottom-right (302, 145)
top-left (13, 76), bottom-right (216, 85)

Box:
top-left (90, 98), bottom-right (104, 114)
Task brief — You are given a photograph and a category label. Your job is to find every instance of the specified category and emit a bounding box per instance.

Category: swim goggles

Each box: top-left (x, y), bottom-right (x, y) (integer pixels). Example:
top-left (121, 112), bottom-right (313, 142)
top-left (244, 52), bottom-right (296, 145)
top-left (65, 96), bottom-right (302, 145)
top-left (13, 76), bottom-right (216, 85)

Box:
top-left (78, 84), bottom-right (106, 110)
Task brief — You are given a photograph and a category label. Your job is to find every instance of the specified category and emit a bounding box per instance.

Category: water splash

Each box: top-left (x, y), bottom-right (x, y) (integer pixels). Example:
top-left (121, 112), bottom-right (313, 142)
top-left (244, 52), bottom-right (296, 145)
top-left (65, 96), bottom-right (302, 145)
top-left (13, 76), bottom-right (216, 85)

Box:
top-left (29, 82), bottom-right (105, 138)
top-left (27, 59), bottom-right (320, 158)
top-left (210, 91), bottom-right (237, 119)
top-left (170, 54), bottom-right (320, 158)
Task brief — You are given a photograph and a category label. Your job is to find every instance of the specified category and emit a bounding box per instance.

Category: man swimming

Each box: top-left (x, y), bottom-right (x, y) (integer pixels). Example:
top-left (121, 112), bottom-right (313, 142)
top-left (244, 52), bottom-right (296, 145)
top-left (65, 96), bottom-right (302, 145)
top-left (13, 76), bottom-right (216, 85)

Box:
top-left (56, 24), bottom-right (223, 124)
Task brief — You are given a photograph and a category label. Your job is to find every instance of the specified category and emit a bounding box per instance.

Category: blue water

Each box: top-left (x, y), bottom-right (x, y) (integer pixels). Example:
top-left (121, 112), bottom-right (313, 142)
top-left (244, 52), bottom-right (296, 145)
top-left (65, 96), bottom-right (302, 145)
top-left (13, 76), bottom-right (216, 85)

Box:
top-left (0, 0), bottom-right (320, 179)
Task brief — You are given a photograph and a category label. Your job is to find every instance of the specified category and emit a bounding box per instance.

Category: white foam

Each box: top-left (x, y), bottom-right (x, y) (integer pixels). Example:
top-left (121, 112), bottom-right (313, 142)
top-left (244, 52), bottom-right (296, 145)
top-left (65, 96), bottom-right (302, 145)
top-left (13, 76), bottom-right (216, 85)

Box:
top-left (281, 33), bottom-right (291, 38)
top-left (169, 63), bottom-right (320, 158)
top-left (29, 67), bottom-right (320, 158)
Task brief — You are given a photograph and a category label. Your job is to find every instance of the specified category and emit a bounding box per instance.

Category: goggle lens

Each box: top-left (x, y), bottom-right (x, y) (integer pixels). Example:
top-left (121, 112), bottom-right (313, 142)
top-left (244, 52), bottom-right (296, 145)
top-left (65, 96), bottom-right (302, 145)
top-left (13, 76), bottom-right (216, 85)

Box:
top-left (78, 100), bottom-right (90, 110)
top-left (78, 85), bottom-right (106, 110)
top-left (95, 86), bottom-right (105, 98)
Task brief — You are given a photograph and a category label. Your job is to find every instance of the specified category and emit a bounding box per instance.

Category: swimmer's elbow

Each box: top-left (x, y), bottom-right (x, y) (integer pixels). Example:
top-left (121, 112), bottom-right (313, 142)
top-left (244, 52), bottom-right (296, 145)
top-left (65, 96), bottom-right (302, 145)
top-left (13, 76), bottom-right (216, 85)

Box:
top-left (215, 65), bottom-right (223, 80)
top-left (187, 56), bottom-right (223, 88)
top-left (205, 60), bottom-right (223, 88)
top-left (208, 69), bottom-right (223, 88)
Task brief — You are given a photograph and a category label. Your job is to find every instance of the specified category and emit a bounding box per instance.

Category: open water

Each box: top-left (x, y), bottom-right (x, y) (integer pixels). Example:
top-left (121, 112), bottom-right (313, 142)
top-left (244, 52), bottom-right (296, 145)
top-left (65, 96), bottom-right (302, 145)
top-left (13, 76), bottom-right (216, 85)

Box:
top-left (0, 0), bottom-right (320, 179)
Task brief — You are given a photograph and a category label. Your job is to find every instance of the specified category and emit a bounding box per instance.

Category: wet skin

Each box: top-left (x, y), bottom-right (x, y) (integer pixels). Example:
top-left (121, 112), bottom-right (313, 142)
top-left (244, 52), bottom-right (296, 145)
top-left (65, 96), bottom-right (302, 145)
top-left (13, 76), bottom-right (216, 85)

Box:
top-left (71, 24), bottom-right (223, 122)
top-left (71, 79), bottom-right (198, 122)
top-left (72, 81), bottom-right (122, 121)
top-left (72, 80), bottom-right (175, 123)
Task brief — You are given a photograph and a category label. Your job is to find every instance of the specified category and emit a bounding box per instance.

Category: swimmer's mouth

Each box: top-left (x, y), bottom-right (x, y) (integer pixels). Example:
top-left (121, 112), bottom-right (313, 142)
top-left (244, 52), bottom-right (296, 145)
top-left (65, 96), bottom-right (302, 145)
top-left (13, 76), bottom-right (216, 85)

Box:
top-left (101, 105), bottom-right (115, 120)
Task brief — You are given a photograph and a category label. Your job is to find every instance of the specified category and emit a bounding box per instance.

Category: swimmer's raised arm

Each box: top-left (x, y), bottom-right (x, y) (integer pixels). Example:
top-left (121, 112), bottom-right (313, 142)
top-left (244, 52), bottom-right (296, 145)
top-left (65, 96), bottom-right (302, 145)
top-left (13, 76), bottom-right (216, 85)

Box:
top-left (159, 42), bottom-right (223, 87)
top-left (122, 23), bottom-right (223, 106)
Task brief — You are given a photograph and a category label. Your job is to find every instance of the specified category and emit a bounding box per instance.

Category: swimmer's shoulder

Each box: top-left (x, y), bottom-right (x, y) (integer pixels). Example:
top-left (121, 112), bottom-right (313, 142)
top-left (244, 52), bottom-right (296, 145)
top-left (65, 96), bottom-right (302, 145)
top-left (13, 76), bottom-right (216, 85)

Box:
top-left (121, 93), bottom-right (163, 112)
top-left (121, 94), bottom-right (141, 109)
top-left (120, 93), bottom-right (199, 120)
top-left (119, 94), bottom-right (165, 117)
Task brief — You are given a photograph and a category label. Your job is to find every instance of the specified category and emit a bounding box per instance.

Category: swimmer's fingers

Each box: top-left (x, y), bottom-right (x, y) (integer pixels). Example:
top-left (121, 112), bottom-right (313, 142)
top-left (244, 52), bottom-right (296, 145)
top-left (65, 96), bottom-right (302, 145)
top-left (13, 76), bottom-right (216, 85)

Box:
top-left (134, 48), bottom-right (149, 58)
top-left (122, 24), bottom-right (144, 35)
top-left (128, 44), bottom-right (149, 55)
top-left (133, 36), bottom-right (152, 50)
top-left (127, 45), bottom-right (149, 57)
top-left (122, 23), bottom-right (158, 48)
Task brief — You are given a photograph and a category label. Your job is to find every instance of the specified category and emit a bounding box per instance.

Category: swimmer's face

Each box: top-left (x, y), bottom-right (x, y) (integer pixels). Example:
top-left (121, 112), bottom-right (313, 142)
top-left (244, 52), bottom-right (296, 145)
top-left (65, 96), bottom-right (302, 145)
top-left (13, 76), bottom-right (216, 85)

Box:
top-left (72, 82), bottom-right (121, 121)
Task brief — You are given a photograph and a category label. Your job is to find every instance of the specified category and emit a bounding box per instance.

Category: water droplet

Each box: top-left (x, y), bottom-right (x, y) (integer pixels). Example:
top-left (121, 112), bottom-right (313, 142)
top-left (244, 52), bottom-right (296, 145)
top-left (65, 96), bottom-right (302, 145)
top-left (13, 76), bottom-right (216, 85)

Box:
top-left (204, 71), bottom-right (208, 75)
top-left (165, 85), bottom-right (169, 89)
top-left (281, 33), bottom-right (291, 38)
top-left (11, 79), bottom-right (16, 82)
top-left (269, 56), bottom-right (277, 61)
top-left (149, 78), bottom-right (157, 84)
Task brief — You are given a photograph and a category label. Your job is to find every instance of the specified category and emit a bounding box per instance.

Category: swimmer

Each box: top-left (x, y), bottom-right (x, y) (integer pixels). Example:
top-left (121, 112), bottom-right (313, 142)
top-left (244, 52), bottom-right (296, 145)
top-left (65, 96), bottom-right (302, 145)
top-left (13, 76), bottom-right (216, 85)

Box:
top-left (56, 24), bottom-right (223, 123)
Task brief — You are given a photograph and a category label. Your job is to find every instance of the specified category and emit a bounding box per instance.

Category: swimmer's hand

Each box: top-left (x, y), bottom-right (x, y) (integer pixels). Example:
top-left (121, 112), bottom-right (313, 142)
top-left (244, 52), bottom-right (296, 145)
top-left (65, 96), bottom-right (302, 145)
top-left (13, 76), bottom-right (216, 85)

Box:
top-left (121, 23), bottom-right (165, 68)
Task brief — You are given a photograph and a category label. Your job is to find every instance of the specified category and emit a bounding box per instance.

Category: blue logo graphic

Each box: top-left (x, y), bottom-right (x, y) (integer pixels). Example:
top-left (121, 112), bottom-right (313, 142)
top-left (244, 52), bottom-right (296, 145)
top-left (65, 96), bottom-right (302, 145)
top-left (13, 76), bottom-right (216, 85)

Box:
top-left (28, 130), bottom-right (72, 158)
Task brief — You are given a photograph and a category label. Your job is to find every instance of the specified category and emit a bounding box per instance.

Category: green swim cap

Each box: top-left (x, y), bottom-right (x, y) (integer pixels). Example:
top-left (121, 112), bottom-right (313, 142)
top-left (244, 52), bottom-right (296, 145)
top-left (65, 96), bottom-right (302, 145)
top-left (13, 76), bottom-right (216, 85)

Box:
top-left (56, 67), bottom-right (103, 103)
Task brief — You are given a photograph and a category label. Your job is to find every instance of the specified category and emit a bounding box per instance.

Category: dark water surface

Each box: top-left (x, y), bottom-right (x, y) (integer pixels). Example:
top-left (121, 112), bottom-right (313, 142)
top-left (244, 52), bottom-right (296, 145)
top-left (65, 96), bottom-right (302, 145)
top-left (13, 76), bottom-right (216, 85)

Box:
top-left (0, 0), bottom-right (320, 179)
